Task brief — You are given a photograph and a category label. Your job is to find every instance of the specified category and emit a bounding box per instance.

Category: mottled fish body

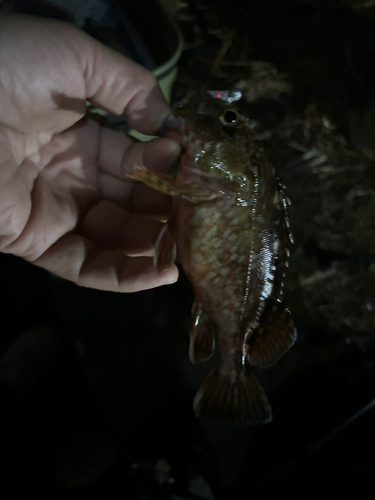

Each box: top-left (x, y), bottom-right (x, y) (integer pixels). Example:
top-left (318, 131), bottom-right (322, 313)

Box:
top-left (130, 92), bottom-right (296, 424)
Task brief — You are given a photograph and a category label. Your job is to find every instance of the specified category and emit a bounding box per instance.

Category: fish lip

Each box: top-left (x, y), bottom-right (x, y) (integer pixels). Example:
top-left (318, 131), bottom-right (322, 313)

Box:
top-left (181, 161), bottom-right (250, 193)
top-left (180, 157), bottom-right (226, 185)
top-left (181, 163), bottom-right (215, 179)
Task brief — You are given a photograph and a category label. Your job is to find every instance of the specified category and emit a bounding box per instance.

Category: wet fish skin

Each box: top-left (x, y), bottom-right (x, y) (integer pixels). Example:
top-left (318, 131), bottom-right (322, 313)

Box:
top-left (130, 92), bottom-right (296, 425)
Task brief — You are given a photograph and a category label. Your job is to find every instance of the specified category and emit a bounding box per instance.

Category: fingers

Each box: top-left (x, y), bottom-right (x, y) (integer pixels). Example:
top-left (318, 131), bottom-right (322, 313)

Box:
top-left (31, 196), bottom-right (179, 293)
top-left (33, 233), bottom-right (178, 293)
top-left (97, 128), bottom-right (180, 178)
top-left (74, 28), bottom-right (171, 135)
top-left (98, 173), bottom-right (172, 219)
top-left (77, 199), bottom-right (165, 256)
top-left (0, 14), bottom-right (169, 135)
top-left (97, 127), bottom-right (180, 215)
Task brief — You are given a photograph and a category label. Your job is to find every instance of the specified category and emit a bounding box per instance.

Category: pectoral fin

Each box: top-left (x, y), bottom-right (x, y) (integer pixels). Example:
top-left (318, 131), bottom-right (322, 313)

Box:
top-left (154, 224), bottom-right (176, 272)
top-left (128, 164), bottom-right (218, 203)
top-left (246, 299), bottom-right (297, 369)
top-left (189, 302), bottom-right (215, 363)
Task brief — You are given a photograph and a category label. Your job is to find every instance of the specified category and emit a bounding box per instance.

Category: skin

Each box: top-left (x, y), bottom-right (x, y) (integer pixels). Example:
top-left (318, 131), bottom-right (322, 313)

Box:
top-left (0, 13), bottom-right (180, 292)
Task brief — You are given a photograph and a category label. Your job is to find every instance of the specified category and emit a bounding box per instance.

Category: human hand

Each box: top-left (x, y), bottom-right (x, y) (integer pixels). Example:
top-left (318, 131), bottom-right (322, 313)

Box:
top-left (0, 14), bottom-right (180, 292)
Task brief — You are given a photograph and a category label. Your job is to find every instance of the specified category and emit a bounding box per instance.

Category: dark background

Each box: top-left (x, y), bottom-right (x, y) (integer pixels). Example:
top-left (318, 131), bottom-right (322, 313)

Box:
top-left (1, 1), bottom-right (375, 498)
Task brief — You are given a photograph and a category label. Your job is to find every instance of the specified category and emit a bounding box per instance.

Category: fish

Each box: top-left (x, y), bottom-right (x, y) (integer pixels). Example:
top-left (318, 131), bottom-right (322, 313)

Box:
top-left (129, 91), bottom-right (296, 425)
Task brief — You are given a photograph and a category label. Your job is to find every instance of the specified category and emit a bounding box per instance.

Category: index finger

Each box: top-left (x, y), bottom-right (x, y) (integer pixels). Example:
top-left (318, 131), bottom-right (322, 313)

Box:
top-left (73, 28), bottom-right (171, 135)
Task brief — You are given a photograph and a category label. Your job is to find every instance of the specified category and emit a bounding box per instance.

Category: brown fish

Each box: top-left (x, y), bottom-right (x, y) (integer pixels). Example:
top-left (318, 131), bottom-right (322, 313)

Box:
top-left (129, 91), bottom-right (296, 425)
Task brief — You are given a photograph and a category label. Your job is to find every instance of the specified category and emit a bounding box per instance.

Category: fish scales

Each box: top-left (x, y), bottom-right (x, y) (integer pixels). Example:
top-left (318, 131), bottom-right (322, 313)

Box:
top-left (129, 91), bottom-right (296, 425)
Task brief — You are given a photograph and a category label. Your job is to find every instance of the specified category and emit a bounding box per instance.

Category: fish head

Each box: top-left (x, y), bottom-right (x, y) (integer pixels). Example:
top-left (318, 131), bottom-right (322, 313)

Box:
top-left (162, 92), bottom-right (256, 192)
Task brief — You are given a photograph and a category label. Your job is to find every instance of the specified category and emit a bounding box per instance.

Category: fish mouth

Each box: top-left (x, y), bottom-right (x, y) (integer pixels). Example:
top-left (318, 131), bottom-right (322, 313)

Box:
top-left (180, 152), bottom-right (222, 185)
top-left (160, 114), bottom-right (251, 191)
top-left (181, 163), bottom-right (215, 180)
top-left (181, 155), bottom-right (250, 192)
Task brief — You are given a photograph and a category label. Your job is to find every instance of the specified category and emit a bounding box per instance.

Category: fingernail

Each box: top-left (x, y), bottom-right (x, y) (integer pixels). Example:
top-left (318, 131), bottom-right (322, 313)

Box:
top-left (157, 114), bottom-right (183, 136)
top-left (160, 267), bottom-right (178, 285)
top-left (163, 141), bottom-right (181, 173)
top-left (167, 140), bottom-right (181, 158)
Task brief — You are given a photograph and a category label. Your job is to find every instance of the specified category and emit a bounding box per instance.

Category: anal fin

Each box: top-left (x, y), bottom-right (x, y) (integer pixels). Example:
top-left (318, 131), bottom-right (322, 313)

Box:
top-left (189, 302), bottom-right (215, 363)
top-left (193, 369), bottom-right (272, 425)
top-left (247, 299), bottom-right (297, 369)
top-left (154, 224), bottom-right (176, 272)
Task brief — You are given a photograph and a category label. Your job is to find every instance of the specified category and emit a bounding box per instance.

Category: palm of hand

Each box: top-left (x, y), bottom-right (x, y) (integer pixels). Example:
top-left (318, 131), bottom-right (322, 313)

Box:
top-left (0, 14), bottom-right (179, 291)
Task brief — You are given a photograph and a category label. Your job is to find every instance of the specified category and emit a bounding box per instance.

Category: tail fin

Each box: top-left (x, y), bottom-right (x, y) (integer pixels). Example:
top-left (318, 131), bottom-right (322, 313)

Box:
top-left (193, 369), bottom-right (272, 425)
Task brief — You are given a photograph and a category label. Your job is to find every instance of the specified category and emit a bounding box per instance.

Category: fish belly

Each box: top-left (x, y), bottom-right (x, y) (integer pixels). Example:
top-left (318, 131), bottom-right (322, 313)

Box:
top-left (172, 198), bottom-right (251, 335)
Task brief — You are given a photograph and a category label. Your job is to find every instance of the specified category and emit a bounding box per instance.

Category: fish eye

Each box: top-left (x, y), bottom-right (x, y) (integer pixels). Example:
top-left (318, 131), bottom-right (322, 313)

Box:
top-left (219, 109), bottom-right (240, 127)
